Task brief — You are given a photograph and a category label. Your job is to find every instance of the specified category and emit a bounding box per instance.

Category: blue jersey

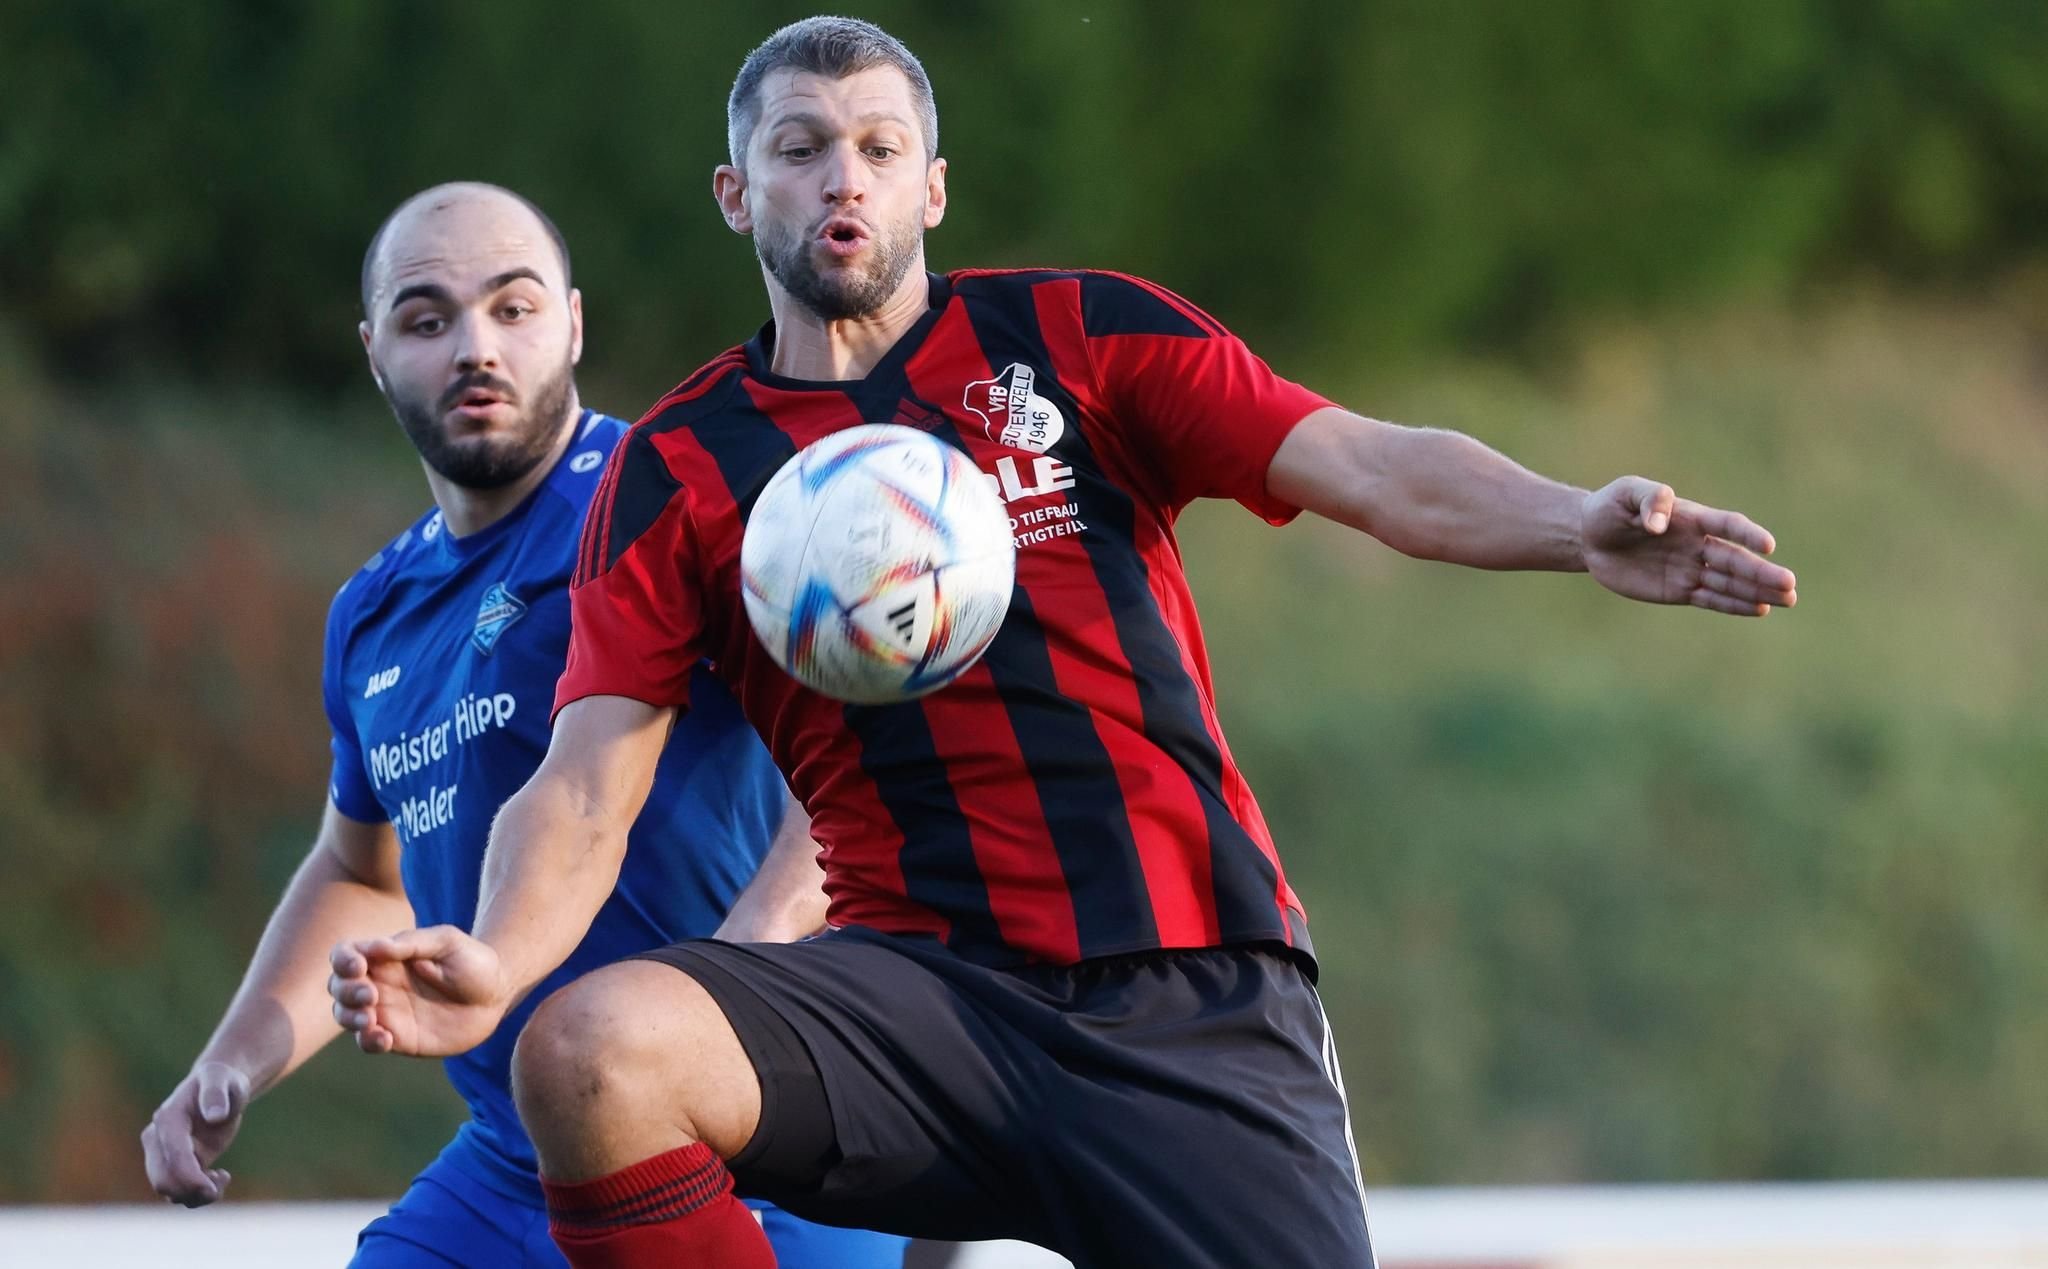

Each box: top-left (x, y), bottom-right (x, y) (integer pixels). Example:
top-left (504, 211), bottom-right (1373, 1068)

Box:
top-left (322, 410), bottom-right (786, 1200)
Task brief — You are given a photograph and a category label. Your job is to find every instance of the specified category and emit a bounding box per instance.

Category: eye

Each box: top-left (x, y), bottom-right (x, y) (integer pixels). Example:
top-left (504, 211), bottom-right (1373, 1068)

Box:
top-left (406, 315), bottom-right (446, 336)
top-left (499, 301), bottom-right (534, 321)
top-left (865, 146), bottom-right (897, 160)
top-left (781, 145), bottom-right (817, 161)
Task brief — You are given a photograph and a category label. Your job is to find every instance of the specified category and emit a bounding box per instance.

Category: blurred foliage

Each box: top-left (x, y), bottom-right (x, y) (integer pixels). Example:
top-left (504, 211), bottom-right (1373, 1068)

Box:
top-left (2, 0), bottom-right (2047, 401)
top-left (2, 0), bottom-right (2046, 1204)
top-left (1184, 282), bottom-right (2048, 1180)
top-left (5, 284), bottom-right (2046, 1198)
top-left (0, 366), bottom-right (462, 1200)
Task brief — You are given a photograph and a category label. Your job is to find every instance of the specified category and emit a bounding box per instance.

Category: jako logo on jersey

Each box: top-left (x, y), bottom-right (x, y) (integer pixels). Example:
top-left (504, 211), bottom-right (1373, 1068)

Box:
top-left (363, 666), bottom-right (403, 698)
top-left (472, 582), bottom-right (528, 655)
top-left (569, 449), bottom-right (604, 474)
top-left (964, 363), bottom-right (1065, 454)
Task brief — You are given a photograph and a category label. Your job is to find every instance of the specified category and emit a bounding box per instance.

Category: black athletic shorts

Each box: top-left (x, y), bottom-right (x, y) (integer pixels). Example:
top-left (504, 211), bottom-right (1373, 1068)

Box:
top-left (632, 927), bottom-right (1377, 1268)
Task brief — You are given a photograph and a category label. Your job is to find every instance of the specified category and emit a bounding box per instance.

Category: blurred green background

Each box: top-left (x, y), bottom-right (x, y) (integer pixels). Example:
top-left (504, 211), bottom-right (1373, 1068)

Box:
top-left (3, 0), bottom-right (2045, 1201)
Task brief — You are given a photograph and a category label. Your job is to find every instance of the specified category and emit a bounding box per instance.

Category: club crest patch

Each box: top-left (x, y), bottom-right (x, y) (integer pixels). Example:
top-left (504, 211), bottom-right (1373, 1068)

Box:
top-left (964, 363), bottom-right (1066, 454)
top-left (472, 582), bottom-right (527, 655)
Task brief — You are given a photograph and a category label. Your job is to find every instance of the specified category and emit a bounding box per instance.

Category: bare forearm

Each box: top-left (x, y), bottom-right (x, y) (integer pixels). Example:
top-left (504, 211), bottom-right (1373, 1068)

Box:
top-left (472, 778), bottom-right (629, 1001)
top-left (715, 795), bottom-right (828, 943)
top-left (471, 695), bottom-right (672, 1002)
top-left (198, 847), bottom-right (412, 1095)
top-left (1271, 408), bottom-right (1588, 571)
top-left (1360, 425), bottom-right (1586, 569)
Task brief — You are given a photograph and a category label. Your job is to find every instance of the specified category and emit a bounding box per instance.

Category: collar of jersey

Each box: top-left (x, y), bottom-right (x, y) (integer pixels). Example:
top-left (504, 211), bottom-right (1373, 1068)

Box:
top-left (743, 272), bottom-right (953, 392)
top-left (437, 408), bottom-right (602, 559)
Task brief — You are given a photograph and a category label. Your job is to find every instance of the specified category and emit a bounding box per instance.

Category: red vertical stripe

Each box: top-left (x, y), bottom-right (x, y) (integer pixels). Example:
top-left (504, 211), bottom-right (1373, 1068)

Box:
top-left (1135, 521), bottom-right (1304, 937)
top-left (1035, 275), bottom-right (1303, 945)
top-left (1021, 279), bottom-right (1226, 948)
top-left (915, 663), bottom-right (1080, 962)
top-left (653, 412), bottom-right (949, 942)
top-left (906, 306), bottom-right (1084, 959)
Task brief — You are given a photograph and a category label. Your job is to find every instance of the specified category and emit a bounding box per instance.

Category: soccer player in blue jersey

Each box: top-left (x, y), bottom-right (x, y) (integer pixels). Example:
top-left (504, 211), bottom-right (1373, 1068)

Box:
top-left (140, 182), bottom-right (908, 1269)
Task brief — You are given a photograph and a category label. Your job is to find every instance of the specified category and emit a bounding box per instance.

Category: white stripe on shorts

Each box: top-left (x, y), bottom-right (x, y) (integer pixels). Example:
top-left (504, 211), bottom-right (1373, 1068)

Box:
top-left (1311, 984), bottom-right (1379, 1267)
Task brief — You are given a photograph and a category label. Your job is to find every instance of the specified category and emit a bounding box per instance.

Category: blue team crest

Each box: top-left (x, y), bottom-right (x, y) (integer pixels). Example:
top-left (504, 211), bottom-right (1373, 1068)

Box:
top-left (472, 582), bottom-right (527, 655)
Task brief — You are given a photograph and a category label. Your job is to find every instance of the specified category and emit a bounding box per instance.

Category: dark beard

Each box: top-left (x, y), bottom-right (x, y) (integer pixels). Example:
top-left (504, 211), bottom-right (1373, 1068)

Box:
top-left (758, 215), bottom-right (921, 322)
top-left (386, 360), bottom-right (574, 490)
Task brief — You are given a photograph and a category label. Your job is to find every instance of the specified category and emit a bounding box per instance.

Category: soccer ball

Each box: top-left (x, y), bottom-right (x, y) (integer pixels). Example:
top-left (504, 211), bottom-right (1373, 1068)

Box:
top-left (740, 424), bottom-right (1016, 704)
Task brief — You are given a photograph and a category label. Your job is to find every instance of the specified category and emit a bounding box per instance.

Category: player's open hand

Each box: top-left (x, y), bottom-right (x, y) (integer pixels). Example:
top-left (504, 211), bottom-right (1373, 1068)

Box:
top-left (141, 1061), bottom-right (249, 1207)
top-left (1581, 477), bottom-right (1798, 616)
top-left (328, 925), bottom-right (509, 1057)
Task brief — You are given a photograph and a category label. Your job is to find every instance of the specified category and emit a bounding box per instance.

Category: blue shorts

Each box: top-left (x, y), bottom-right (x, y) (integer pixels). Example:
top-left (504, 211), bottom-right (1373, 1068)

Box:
top-left (351, 1137), bottom-right (909, 1268)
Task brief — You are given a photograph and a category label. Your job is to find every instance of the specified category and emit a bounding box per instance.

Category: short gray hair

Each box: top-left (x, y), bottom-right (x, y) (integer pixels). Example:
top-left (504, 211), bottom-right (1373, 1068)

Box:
top-left (726, 16), bottom-right (939, 168)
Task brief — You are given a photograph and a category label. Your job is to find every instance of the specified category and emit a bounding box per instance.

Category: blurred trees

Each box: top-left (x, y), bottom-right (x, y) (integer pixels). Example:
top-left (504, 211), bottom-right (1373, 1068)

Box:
top-left (1, 1), bottom-right (2045, 399)
top-left (2, 0), bottom-right (2046, 1201)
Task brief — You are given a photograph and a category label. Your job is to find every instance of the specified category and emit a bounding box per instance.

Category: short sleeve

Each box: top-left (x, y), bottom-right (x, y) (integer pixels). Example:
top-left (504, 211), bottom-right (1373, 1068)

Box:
top-left (321, 586), bottom-right (386, 824)
top-left (555, 428), bottom-right (709, 719)
top-left (1079, 272), bottom-right (1334, 522)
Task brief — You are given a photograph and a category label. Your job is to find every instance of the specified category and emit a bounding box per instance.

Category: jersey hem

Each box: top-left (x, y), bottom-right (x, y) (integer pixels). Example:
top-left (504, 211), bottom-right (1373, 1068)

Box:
top-left (437, 1123), bottom-right (545, 1207)
top-left (549, 682), bottom-right (690, 725)
top-left (829, 922), bottom-right (1319, 980)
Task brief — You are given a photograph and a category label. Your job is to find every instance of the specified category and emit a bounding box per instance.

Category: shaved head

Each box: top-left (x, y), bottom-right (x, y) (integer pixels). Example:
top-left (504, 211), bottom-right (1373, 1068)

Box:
top-left (358, 182), bottom-right (582, 493)
top-left (360, 181), bottom-right (570, 316)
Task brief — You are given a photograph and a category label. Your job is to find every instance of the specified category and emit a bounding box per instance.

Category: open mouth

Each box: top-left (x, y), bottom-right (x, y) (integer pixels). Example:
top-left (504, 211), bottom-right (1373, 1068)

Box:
top-left (818, 218), bottom-right (871, 257)
top-left (445, 381), bottom-right (514, 420)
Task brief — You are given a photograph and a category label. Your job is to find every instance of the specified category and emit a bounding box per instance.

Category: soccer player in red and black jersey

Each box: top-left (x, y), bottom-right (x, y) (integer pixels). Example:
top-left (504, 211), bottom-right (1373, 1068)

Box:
top-left (329, 16), bottom-right (1799, 1268)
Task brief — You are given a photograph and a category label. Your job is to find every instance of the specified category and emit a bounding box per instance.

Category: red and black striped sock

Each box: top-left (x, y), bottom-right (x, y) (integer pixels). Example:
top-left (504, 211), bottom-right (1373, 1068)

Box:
top-left (542, 1142), bottom-right (776, 1268)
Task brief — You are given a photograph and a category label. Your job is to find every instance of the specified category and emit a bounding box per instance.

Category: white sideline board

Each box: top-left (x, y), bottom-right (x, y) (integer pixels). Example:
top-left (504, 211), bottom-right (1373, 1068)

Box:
top-left (5, 1182), bottom-right (2048, 1268)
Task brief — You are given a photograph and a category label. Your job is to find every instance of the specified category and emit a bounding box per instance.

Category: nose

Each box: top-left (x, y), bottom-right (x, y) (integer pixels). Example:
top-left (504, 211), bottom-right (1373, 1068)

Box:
top-left (820, 141), bottom-right (867, 205)
top-left (451, 313), bottom-right (501, 372)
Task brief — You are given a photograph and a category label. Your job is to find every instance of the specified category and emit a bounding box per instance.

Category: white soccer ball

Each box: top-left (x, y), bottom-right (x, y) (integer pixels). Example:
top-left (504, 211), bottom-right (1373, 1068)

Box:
top-left (740, 424), bottom-right (1016, 704)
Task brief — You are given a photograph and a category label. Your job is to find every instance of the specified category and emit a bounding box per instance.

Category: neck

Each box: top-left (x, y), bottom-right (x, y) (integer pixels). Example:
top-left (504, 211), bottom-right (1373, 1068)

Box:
top-left (426, 392), bottom-right (582, 538)
top-left (763, 265), bottom-right (933, 381)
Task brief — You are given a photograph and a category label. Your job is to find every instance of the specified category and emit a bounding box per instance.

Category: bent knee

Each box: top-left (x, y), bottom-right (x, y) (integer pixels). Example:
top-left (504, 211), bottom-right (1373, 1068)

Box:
top-left (513, 962), bottom-right (675, 1112)
top-left (511, 959), bottom-right (759, 1154)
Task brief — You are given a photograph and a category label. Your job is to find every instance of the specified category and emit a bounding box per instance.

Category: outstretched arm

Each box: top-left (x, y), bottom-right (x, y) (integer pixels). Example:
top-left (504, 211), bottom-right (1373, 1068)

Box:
top-left (144, 802), bottom-right (408, 1205)
top-left (329, 694), bottom-right (673, 1056)
top-left (1266, 406), bottom-right (1797, 614)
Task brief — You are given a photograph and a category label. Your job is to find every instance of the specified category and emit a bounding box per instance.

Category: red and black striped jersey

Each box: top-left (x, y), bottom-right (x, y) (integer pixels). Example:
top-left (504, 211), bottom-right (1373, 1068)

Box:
top-left (559, 269), bottom-right (1333, 972)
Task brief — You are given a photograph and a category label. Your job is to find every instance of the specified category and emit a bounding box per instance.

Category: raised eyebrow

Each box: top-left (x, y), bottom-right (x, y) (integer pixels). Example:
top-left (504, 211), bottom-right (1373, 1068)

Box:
top-left (765, 110), bottom-right (912, 137)
top-left (485, 267), bottom-right (549, 293)
top-left (387, 270), bottom-right (546, 317)
top-left (765, 111), bottom-right (830, 137)
top-left (387, 282), bottom-right (453, 314)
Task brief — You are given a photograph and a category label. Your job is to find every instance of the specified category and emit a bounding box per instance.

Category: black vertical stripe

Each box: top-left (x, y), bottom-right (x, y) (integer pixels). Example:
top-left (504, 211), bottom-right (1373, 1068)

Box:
top-left (1080, 272), bottom-right (1211, 340)
top-left (943, 290), bottom-right (1158, 957)
top-left (840, 696), bottom-right (1007, 953)
top-left (586, 353), bottom-right (749, 585)
top-left (974, 581), bottom-right (1155, 955)
top-left (683, 378), bottom-right (1004, 951)
top-left (599, 423), bottom-right (688, 576)
top-left (681, 377), bottom-right (792, 524)
top-left (958, 274), bottom-right (1289, 949)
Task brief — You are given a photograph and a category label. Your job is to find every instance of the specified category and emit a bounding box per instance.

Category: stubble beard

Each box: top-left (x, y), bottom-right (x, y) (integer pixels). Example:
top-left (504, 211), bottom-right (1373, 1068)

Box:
top-left (759, 211), bottom-right (923, 322)
top-left (384, 356), bottom-right (575, 491)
